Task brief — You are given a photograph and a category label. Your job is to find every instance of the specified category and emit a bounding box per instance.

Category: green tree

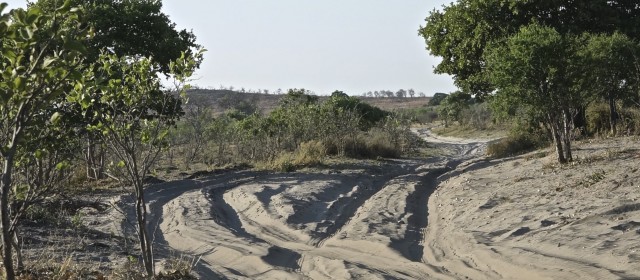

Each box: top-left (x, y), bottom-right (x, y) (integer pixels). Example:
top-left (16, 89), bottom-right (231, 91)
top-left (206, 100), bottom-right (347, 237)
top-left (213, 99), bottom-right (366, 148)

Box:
top-left (0, 2), bottom-right (90, 278)
top-left (485, 24), bottom-right (583, 163)
top-left (437, 91), bottom-right (471, 127)
top-left (419, 0), bottom-right (640, 97)
top-left (71, 50), bottom-right (202, 277)
top-left (578, 32), bottom-right (640, 135)
top-left (428, 92), bottom-right (448, 106)
top-left (32, 0), bottom-right (200, 181)
top-left (32, 0), bottom-right (198, 74)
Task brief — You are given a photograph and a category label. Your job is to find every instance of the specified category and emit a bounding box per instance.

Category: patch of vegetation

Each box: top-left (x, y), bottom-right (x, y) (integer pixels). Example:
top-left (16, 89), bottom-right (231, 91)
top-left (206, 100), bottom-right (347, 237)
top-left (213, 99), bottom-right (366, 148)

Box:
top-left (169, 89), bottom-right (421, 172)
top-left (486, 131), bottom-right (547, 158)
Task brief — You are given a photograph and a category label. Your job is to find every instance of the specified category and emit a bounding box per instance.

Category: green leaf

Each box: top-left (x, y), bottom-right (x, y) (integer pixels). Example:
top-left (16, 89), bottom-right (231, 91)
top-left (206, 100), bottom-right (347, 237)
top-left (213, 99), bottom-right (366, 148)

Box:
top-left (56, 161), bottom-right (70, 170)
top-left (56, 0), bottom-right (73, 12)
top-left (13, 76), bottom-right (25, 91)
top-left (42, 57), bottom-right (56, 68)
top-left (3, 50), bottom-right (16, 62)
top-left (19, 27), bottom-right (33, 40)
top-left (26, 7), bottom-right (42, 25)
top-left (50, 112), bottom-right (62, 125)
top-left (63, 39), bottom-right (87, 55)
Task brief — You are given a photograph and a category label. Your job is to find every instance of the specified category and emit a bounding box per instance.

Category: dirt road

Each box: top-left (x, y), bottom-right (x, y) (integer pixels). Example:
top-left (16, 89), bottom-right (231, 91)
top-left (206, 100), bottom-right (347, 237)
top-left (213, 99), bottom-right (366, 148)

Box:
top-left (108, 128), bottom-right (484, 279)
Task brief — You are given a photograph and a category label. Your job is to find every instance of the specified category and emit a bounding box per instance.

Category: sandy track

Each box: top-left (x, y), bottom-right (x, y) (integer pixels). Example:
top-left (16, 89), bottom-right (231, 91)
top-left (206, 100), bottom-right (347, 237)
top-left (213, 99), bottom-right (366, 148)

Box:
top-left (105, 128), bottom-right (486, 279)
top-left (109, 127), bottom-right (592, 280)
top-left (105, 129), bottom-right (640, 279)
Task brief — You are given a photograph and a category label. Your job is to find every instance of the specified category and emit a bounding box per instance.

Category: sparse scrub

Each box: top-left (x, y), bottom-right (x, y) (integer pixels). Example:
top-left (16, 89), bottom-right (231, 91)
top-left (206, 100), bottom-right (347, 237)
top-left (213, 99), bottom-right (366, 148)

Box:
top-left (587, 102), bottom-right (640, 136)
top-left (170, 90), bottom-right (419, 172)
top-left (459, 103), bottom-right (493, 130)
top-left (486, 130), bottom-right (547, 158)
top-left (396, 106), bottom-right (439, 124)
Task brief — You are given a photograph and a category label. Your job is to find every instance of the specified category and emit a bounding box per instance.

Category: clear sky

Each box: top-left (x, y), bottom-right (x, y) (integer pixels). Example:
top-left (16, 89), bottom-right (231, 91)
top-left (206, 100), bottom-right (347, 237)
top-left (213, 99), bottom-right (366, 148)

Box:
top-left (3, 0), bottom-right (457, 96)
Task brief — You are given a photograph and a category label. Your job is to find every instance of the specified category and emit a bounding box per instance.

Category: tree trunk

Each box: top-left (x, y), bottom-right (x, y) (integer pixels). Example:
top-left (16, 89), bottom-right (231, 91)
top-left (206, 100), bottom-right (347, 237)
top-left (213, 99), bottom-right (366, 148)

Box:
top-left (12, 230), bottom-right (22, 271)
top-left (135, 182), bottom-right (154, 277)
top-left (609, 95), bottom-right (618, 136)
top-left (1, 156), bottom-right (15, 280)
top-left (549, 116), bottom-right (566, 164)
top-left (86, 138), bottom-right (106, 180)
top-left (562, 110), bottom-right (573, 162)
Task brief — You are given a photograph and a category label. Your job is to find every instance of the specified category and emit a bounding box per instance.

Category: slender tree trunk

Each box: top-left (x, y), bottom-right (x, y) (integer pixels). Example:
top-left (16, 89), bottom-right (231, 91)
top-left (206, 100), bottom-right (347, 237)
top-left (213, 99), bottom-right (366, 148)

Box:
top-left (86, 138), bottom-right (95, 179)
top-left (135, 181), bottom-right (154, 277)
top-left (562, 110), bottom-right (573, 162)
top-left (609, 95), bottom-right (617, 136)
top-left (1, 155), bottom-right (15, 280)
top-left (549, 116), bottom-right (566, 164)
top-left (86, 137), bottom-right (106, 180)
top-left (12, 230), bottom-right (22, 271)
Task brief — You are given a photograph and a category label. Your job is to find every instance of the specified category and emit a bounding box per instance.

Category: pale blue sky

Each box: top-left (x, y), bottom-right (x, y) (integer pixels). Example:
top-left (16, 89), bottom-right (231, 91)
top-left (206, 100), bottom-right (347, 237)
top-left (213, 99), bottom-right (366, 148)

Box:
top-left (3, 0), bottom-right (456, 96)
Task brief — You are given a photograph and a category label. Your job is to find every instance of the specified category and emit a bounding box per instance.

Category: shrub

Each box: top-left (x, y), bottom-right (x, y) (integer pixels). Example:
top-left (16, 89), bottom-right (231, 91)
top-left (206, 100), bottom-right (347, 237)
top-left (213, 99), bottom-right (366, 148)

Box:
top-left (586, 102), bottom-right (640, 136)
top-left (486, 131), bottom-right (547, 158)
top-left (586, 102), bottom-right (610, 135)
top-left (459, 103), bottom-right (493, 129)
top-left (618, 106), bottom-right (640, 135)
top-left (293, 140), bottom-right (327, 167)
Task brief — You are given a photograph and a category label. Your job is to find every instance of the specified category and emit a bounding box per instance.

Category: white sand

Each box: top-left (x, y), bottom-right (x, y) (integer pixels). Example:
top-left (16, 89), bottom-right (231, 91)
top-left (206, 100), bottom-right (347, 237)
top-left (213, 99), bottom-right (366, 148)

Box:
top-left (106, 129), bottom-right (640, 279)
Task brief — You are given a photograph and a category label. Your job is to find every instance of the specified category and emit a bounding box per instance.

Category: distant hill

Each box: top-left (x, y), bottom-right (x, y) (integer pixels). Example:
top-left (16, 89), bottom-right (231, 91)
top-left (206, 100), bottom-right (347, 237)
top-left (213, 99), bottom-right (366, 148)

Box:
top-left (185, 89), bottom-right (431, 114)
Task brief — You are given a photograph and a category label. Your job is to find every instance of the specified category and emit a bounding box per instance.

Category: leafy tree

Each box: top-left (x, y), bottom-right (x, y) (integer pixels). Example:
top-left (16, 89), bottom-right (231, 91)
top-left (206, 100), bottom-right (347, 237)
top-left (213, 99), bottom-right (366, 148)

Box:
top-left (577, 32), bottom-right (640, 135)
top-left (437, 91), bottom-right (471, 127)
top-left (485, 24), bottom-right (583, 163)
top-left (428, 92), bottom-right (448, 106)
top-left (408, 89), bottom-right (415, 98)
top-left (420, 0), bottom-right (640, 97)
top-left (395, 89), bottom-right (406, 98)
top-left (32, 0), bottom-right (198, 74)
top-left (32, 0), bottom-right (200, 180)
top-left (0, 2), bottom-right (89, 278)
top-left (280, 88), bottom-right (318, 107)
top-left (327, 91), bottom-right (388, 130)
top-left (71, 50), bottom-right (202, 277)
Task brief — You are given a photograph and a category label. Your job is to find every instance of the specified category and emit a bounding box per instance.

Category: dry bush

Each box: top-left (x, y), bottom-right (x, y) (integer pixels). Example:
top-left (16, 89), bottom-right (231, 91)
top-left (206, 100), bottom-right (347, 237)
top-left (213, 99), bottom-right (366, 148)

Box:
top-left (15, 255), bottom-right (198, 280)
top-left (459, 103), bottom-right (493, 129)
top-left (487, 132), bottom-right (547, 158)
top-left (587, 102), bottom-right (640, 136)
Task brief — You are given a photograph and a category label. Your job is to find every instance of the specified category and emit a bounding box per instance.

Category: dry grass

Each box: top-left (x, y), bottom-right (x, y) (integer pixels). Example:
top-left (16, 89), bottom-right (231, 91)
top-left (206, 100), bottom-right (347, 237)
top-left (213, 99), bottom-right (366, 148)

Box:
top-left (433, 124), bottom-right (508, 140)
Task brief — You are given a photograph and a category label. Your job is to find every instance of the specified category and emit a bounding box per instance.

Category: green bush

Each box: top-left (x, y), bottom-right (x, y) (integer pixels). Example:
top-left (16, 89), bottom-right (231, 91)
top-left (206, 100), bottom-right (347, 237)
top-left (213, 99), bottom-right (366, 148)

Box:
top-left (586, 102), bottom-right (610, 135)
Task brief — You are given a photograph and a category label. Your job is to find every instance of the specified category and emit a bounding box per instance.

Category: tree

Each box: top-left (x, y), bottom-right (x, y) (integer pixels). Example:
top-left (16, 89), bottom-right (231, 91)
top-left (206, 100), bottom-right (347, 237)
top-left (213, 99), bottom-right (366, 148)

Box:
top-left (0, 2), bottom-right (89, 279)
top-left (420, 0), bottom-right (640, 98)
top-left (408, 88), bottom-right (415, 98)
top-left (395, 89), bottom-right (406, 98)
top-left (578, 32), bottom-right (640, 135)
top-left (437, 91), bottom-right (470, 127)
top-left (32, 0), bottom-right (200, 181)
top-left (385, 90), bottom-right (394, 98)
top-left (428, 92), bottom-right (448, 106)
top-left (72, 50), bottom-right (202, 277)
top-left (32, 0), bottom-right (198, 74)
top-left (486, 24), bottom-right (583, 163)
